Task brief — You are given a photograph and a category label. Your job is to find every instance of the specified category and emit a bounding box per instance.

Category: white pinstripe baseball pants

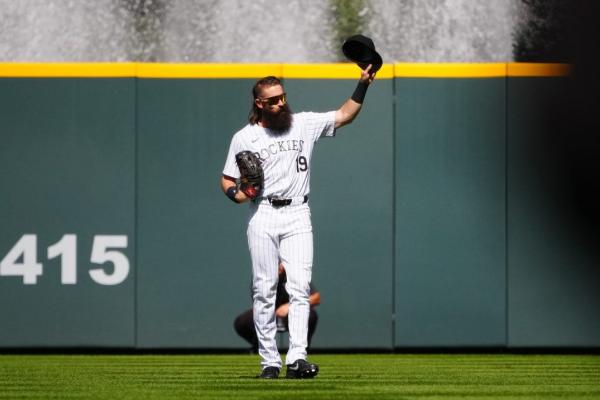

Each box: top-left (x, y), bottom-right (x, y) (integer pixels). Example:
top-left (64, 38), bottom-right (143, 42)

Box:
top-left (247, 201), bottom-right (313, 369)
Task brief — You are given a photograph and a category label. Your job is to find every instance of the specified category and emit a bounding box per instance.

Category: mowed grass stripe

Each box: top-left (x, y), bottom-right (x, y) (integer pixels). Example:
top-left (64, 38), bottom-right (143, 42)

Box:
top-left (0, 354), bottom-right (599, 399)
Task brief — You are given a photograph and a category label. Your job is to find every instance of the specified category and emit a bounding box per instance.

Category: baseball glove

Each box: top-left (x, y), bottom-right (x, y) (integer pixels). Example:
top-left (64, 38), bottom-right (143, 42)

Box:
top-left (235, 151), bottom-right (263, 199)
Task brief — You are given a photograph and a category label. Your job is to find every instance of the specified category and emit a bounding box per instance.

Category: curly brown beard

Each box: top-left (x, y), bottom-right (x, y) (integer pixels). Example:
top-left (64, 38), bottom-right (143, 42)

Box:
top-left (262, 103), bottom-right (293, 133)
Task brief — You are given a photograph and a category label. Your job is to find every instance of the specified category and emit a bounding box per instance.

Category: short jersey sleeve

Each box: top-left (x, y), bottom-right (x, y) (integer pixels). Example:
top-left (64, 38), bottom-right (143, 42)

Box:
top-left (222, 132), bottom-right (242, 179)
top-left (299, 111), bottom-right (336, 143)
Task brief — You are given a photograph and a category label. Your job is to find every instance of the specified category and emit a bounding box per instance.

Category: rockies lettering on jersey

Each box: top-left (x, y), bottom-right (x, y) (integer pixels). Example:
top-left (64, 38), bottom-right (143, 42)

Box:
top-left (223, 111), bottom-right (336, 199)
top-left (255, 139), bottom-right (304, 161)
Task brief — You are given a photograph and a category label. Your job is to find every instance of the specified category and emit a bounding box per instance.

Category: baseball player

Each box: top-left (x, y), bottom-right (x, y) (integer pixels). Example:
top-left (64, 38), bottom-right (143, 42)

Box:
top-left (221, 65), bottom-right (376, 379)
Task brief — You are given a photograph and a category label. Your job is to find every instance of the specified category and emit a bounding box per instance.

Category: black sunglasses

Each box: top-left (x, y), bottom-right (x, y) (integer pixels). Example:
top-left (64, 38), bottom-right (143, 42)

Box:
top-left (258, 93), bottom-right (286, 106)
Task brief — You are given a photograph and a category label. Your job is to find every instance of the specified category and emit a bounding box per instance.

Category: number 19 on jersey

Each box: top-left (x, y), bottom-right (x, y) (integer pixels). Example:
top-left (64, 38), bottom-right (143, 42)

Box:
top-left (296, 156), bottom-right (308, 172)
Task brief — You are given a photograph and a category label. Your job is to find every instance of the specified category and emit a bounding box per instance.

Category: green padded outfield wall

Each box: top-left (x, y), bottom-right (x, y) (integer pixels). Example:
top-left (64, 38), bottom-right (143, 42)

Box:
top-left (394, 75), bottom-right (506, 347)
top-left (1, 63), bottom-right (597, 349)
top-left (0, 76), bottom-right (136, 347)
top-left (135, 77), bottom-right (269, 348)
top-left (507, 74), bottom-right (600, 347)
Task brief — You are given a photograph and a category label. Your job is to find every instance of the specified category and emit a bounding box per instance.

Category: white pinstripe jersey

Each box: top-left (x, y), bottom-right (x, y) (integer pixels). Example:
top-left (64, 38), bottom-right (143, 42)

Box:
top-left (223, 111), bottom-right (336, 199)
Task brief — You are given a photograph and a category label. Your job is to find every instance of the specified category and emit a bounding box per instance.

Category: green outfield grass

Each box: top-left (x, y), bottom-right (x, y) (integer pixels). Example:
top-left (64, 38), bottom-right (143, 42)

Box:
top-left (0, 354), bottom-right (599, 399)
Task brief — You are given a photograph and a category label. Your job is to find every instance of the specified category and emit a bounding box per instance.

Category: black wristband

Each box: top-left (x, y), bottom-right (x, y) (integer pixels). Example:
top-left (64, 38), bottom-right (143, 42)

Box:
top-left (351, 81), bottom-right (369, 104)
top-left (226, 186), bottom-right (239, 203)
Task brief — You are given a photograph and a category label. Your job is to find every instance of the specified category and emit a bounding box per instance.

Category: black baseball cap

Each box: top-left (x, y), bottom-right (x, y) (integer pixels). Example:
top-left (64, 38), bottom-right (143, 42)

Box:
top-left (342, 34), bottom-right (383, 73)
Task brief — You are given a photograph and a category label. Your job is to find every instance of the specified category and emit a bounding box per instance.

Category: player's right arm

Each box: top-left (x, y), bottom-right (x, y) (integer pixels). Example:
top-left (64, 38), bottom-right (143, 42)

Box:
top-left (222, 132), bottom-right (252, 204)
top-left (221, 175), bottom-right (250, 204)
top-left (335, 64), bottom-right (376, 129)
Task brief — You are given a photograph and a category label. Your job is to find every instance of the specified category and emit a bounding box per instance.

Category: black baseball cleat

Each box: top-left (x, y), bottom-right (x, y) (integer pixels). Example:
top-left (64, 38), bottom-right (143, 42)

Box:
top-left (285, 359), bottom-right (319, 379)
top-left (257, 366), bottom-right (280, 379)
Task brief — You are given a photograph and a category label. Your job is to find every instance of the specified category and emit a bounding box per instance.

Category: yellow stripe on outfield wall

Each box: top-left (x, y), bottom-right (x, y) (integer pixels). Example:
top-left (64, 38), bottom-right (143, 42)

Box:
top-left (507, 63), bottom-right (571, 77)
top-left (283, 63), bottom-right (394, 79)
top-left (0, 63), bottom-right (571, 78)
top-left (0, 63), bottom-right (137, 77)
top-left (136, 63), bottom-right (283, 78)
top-left (393, 63), bottom-right (570, 77)
top-left (394, 63), bottom-right (507, 78)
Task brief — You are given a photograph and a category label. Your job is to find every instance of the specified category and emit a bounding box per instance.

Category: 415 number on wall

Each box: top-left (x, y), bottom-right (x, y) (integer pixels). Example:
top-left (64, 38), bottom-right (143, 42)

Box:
top-left (0, 234), bottom-right (129, 285)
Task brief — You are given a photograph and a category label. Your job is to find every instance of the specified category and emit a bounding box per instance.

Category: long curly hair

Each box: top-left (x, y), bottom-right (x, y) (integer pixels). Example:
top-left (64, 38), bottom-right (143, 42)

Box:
top-left (248, 76), bottom-right (283, 125)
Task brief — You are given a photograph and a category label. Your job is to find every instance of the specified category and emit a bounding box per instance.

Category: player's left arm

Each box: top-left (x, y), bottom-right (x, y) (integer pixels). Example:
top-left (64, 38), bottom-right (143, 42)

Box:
top-left (334, 64), bottom-right (376, 129)
top-left (275, 292), bottom-right (320, 317)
